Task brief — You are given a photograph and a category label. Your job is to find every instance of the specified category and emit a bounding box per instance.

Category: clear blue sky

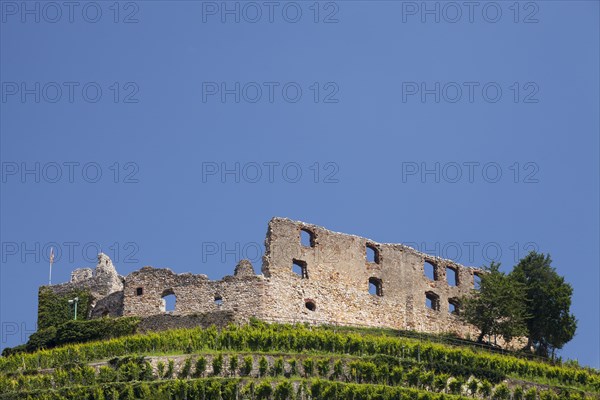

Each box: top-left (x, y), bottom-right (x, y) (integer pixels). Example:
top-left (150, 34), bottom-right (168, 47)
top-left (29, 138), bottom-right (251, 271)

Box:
top-left (1, 1), bottom-right (598, 367)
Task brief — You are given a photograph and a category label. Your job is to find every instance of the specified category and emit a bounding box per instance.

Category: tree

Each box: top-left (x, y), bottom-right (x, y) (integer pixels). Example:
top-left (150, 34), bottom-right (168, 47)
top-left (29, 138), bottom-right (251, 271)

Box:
top-left (510, 252), bottom-right (577, 357)
top-left (459, 262), bottom-right (528, 343)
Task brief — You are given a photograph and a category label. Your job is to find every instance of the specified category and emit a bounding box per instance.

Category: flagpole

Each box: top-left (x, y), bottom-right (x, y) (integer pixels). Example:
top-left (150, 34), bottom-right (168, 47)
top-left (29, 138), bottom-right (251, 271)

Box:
top-left (49, 247), bottom-right (54, 285)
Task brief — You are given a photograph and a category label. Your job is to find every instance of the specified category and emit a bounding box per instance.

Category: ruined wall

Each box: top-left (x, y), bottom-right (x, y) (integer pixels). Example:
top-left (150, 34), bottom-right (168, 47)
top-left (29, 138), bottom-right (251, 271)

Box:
top-left (122, 260), bottom-right (265, 320)
top-left (260, 218), bottom-right (482, 337)
top-left (43, 218), bottom-right (485, 341)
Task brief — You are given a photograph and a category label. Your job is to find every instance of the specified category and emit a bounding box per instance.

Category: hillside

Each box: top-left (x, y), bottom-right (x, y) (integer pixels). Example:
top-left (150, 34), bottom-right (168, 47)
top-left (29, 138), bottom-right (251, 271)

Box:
top-left (0, 320), bottom-right (598, 400)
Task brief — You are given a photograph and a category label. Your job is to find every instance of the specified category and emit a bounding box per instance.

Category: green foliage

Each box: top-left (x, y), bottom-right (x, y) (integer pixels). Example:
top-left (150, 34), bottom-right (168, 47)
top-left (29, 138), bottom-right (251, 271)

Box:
top-left (479, 380), bottom-right (493, 398)
top-left (459, 262), bottom-right (528, 344)
top-left (165, 360), bottom-right (174, 379)
top-left (302, 358), bottom-right (314, 377)
top-left (272, 357), bottom-right (284, 377)
top-left (317, 358), bottom-right (330, 378)
top-left (255, 380), bottom-right (273, 399)
top-left (510, 252), bottom-right (578, 356)
top-left (467, 378), bottom-right (479, 397)
top-left (274, 380), bottom-right (293, 400)
top-left (492, 383), bottom-right (510, 400)
top-left (156, 361), bottom-right (166, 379)
top-left (55, 318), bottom-right (139, 346)
top-left (229, 355), bottom-right (238, 376)
top-left (513, 386), bottom-right (524, 400)
top-left (195, 356), bottom-right (207, 378)
top-left (448, 377), bottom-right (464, 395)
top-left (332, 359), bottom-right (344, 380)
top-left (0, 321), bottom-right (597, 400)
top-left (23, 317), bottom-right (139, 353)
top-left (525, 387), bottom-right (538, 400)
top-left (178, 357), bottom-right (192, 378)
top-left (212, 354), bottom-right (224, 376)
top-left (25, 327), bottom-right (57, 352)
top-left (288, 359), bottom-right (298, 376)
top-left (37, 287), bottom-right (92, 330)
top-left (242, 356), bottom-right (253, 376)
top-left (258, 356), bottom-right (269, 377)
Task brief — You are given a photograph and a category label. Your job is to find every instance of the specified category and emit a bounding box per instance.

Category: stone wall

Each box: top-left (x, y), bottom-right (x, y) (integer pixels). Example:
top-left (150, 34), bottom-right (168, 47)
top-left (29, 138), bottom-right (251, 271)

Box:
top-left (260, 218), bottom-right (483, 337)
top-left (122, 260), bottom-right (265, 319)
top-left (41, 217), bottom-right (486, 341)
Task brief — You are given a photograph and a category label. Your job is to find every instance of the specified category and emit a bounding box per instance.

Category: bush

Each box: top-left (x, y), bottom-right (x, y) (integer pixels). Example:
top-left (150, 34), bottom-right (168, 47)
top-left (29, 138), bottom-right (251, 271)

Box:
top-left (302, 358), bottom-right (314, 377)
top-left (242, 356), bottom-right (253, 376)
top-left (25, 326), bottom-right (57, 352)
top-left (157, 361), bottom-right (166, 379)
top-left (272, 357), bottom-right (284, 377)
top-left (513, 386), bottom-right (524, 400)
top-left (493, 383), bottom-right (511, 400)
top-left (255, 381), bottom-right (273, 400)
top-left (525, 387), bottom-right (538, 400)
top-left (317, 359), bottom-right (330, 377)
top-left (23, 317), bottom-right (139, 353)
top-left (258, 356), bottom-right (269, 377)
top-left (195, 356), bottom-right (207, 377)
top-left (274, 381), bottom-right (293, 400)
top-left (448, 377), bottom-right (464, 395)
top-left (165, 360), bottom-right (174, 379)
top-left (288, 359), bottom-right (298, 376)
top-left (1, 344), bottom-right (27, 357)
top-left (212, 354), bottom-right (224, 376)
top-left (178, 357), bottom-right (192, 378)
top-left (228, 356), bottom-right (238, 376)
top-left (333, 359), bottom-right (344, 380)
top-left (480, 380), bottom-right (493, 398)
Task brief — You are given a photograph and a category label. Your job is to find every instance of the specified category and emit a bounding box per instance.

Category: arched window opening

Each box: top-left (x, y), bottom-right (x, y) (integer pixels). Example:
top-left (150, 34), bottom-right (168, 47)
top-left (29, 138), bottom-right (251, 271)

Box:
top-left (368, 277), bottom-right (383, 297)
top-left (292, 259), bottom-right (309, 279)
top-left (301, 228), bottom-right (315, 247)
top-left (366, 243), bottom-right (380, 264)
top-left (425, 291), bottom-right (440, 311)
top-left (446, 266), bottom-right (459, 286)
top-left (424, 261), bottom-right (437, 281)
top-left (161, 289), bottom-right (176, 313)
top-left (305, 299), bottom-right (316, 311)
top-left (448, 298), bottom-right (460, 315)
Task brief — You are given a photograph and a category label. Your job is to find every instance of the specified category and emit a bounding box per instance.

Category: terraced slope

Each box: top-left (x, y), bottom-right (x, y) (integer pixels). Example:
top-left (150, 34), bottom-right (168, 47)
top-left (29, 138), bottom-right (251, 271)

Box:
top-left (0, 321), bottom-right (598, 399)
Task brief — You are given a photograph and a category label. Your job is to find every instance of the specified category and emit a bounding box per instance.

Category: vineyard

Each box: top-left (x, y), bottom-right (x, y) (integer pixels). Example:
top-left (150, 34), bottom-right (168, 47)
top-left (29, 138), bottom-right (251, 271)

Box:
top-left (0, 320), bottom-right (598, 400)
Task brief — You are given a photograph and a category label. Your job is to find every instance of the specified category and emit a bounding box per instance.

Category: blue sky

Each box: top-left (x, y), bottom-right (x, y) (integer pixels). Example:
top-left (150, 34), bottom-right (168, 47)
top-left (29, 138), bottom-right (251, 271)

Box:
top-left (1, 1), bottom-right (598, 367)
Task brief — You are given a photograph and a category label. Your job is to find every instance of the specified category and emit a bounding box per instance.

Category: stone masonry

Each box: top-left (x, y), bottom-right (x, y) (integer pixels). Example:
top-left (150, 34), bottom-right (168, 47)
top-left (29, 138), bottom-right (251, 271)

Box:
top-left (40, 217), bottom-right (485, 339)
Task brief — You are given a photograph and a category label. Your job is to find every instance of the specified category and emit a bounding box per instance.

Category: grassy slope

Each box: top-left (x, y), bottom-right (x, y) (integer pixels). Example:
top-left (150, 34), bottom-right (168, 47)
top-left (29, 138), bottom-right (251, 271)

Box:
top-left (0, 321), bottom-right (598, 400)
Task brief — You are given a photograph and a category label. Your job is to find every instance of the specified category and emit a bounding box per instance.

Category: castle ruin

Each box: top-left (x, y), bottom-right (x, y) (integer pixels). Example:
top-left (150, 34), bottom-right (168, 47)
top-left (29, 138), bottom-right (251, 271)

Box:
top-left (42, 217), bottom-right (484, 337)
